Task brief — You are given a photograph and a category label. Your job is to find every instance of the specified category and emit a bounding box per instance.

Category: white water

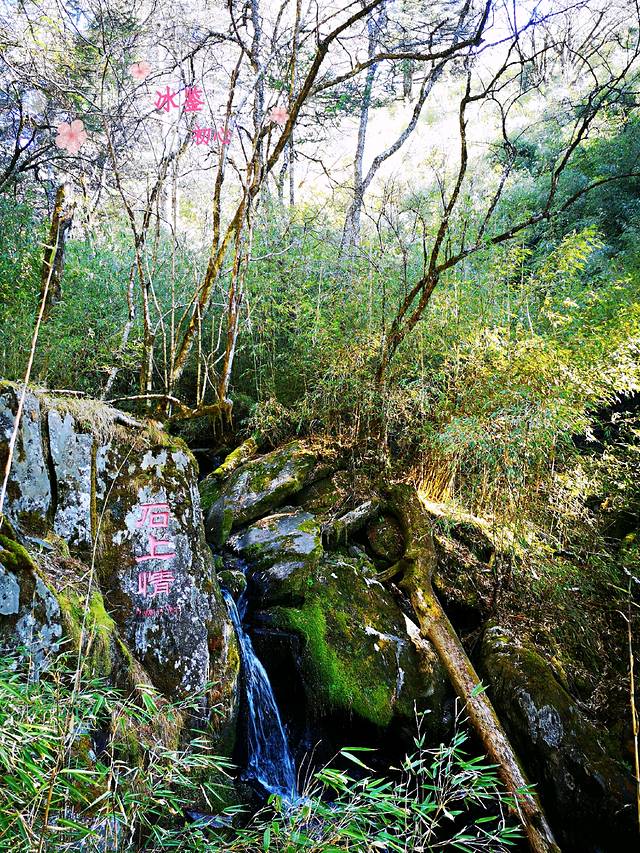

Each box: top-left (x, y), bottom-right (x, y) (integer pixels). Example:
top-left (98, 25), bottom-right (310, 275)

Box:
top-left (222, 588), bottom-right (298, 800)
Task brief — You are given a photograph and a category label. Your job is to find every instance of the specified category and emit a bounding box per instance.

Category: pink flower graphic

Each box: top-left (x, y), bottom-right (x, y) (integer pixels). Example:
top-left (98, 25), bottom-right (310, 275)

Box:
top-left (130, 61), bottom-right (152, 81)
top-left (55, 119), bottom-right (88, 155)
top-left (268, 105), bottom-right (289, 127)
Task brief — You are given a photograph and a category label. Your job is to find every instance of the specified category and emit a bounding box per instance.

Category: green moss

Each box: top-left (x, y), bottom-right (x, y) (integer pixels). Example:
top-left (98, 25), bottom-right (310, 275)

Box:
top-left (200, 476), bottom-right (223, 513)
top-left (244, 443), bottom-right (313, 497)
top-left (0, 533), bottom-right (38, 573)
top-left (212, 437), bottom-right (258, 480)
top-left (298, 518), bottom-right (319, 534)
top-left (44, 532), bottom-right (71, 558)
top-left (209, 635), bottom-right (241, 757)
top-left (248, 465), bottom-right (278, 494)
top-left (57, 587), bottom-right (117, 679)
top-left (220, 507), bottom-right (234, 545)
top-left (274, 598), bottom-right (394, 728)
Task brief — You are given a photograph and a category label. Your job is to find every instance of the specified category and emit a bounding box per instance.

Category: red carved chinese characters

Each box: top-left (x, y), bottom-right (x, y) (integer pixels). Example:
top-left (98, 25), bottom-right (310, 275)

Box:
top-left (192, 127), bottom-right (212, 146)
top-left (135, 501), bottom-right (176, 599)
top-left (184, 86), bottom-right (205, 112)
top-left (191, 126), bottom-right (231, 146)
top-left (135, 502), bottom-right (171, 529)
top-left (154, 86), bottom-right (179, 112)
top-left (137, 568), bottom-right (175, 596)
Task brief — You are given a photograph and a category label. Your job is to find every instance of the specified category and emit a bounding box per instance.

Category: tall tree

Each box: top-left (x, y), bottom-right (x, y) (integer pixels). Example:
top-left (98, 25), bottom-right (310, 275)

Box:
top-left (373, 0), bottom-right (640, 382)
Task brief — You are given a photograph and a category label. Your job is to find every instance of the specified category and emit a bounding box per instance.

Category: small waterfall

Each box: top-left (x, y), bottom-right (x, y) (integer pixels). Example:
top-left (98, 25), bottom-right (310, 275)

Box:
top-left (222, 588), bottom-right (298, 800)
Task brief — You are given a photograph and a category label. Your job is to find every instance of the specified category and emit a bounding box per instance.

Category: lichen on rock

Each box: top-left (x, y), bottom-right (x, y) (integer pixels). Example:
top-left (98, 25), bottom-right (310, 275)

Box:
top-left (0, 388), bottom-right (240, 755)
top-left (204, 441), bottom-right (316, 546)
top-left (47, 409), bottom-right (93, 548)
top-left (0, 383), bottom-right (51, 534)
top-left (0, 521), bottom-right (63, 677)
top-left (95, 435), bottom-right (238, 713)
top-left (480, 623), bottom-right (636, 851)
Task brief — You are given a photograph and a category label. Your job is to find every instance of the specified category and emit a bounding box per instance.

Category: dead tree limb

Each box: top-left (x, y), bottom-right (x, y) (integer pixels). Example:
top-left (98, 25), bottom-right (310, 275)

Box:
top-left (386, 483), bottom-right (560, 853)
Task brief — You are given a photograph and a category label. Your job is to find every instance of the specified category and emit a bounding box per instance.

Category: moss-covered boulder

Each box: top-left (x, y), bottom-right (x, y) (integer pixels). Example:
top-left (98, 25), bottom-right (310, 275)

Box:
top-left (420, 499), bottom-right (511, 623)
top-left (293, 471), bottom-right (349, 514)
top-left (480, 624), bottom-right (636, 852)
top-left (231, 509), bottom-right (323, 595)
top-left (366, 513), bottom-right (405, 561)
top-left (204, 442), bottom-right (316, 546)
top-left (268, 552), bottom-right (447, 729)
top-left (231, 509), bottom-right (448, 733)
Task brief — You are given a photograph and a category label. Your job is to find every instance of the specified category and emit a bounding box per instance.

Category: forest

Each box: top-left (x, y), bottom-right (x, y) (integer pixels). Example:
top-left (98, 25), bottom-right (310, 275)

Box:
top-left (0, 0), bottom-right (639, 850)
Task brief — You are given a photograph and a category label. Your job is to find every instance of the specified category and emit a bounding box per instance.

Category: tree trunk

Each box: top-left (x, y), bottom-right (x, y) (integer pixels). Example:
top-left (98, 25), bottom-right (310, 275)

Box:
top-left (101, 262), bottom-right (137, 399)
top-left (40, 183), bottom-right (74, 321)
top-left (386, 484), bottom-right (561, 853)
top-left (339, 10), bottom-right (381, 258)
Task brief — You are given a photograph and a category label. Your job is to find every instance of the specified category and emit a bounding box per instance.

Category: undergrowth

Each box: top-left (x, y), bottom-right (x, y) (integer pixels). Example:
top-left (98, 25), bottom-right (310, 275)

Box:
top-left (0, 651), bottom-right (522, 851)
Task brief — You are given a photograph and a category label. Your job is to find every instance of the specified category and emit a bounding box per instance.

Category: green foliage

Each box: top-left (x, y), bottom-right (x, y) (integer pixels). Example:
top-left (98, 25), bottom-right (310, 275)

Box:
top-left (203, 713), bottom-right (522, 852)
top-left (1, 103), bottom-right (639, 552)
top-left (0, 651), bottom-right (237, 851)
top-left (0, 652), bottom-right (521, 852)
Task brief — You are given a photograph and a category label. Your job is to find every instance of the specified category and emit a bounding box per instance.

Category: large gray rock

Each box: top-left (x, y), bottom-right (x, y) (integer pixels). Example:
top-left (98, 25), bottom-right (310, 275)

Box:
top-left (0, 388), bottom-right (240, 752)
top-left (232, 508), bottom-right (448, 734)
top-left (0, 383), bottom-right (51, 533)
top-left (0, 525), bottom-right (63, 677)
top-left (95, 439), bottom-right (239, 715)
top-left (204, 442), bottom-right (316, 546)
top-left (480, 624), bottom-right (636, 852)
top-left (230, 508), bottom-right (323, 585)
top-left (48, 410), bottom-right (93, 548)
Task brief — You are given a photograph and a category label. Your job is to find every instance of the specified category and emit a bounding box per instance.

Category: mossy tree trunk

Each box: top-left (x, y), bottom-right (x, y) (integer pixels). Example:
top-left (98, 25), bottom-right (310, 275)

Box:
top-left (40, 183), bottom-right (74, 322)
top-left (386, 484), bottom-right (560, 853)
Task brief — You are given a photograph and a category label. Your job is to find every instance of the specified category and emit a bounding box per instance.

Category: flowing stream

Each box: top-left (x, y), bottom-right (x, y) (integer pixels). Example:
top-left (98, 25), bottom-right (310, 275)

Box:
top-left (222, 587), bottom-right (298, 800)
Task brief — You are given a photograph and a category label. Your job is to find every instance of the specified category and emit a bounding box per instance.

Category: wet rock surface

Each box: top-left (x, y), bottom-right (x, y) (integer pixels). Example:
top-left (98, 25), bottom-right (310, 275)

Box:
top-left (204, 450), bottom-right (450, 765)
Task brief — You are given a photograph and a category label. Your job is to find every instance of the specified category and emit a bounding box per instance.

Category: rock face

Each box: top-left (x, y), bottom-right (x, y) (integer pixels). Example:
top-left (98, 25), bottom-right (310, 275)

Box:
top-left (0, 382), bottom-right (239, 751)
top-left (366, 513), bottom-right (405, 561)
top-left (204, 448), bottom-right (450, 764)
top-left (480, 624), bottom-right (636, 852)
top-left (204, 442), bottom-right (316, 546)
top-left (0, 527), bottom-right (63, 678)
top-left (48, 409), bottom-right (93, 548)
top-left (0, 385), bottom-right (51, 533)
top-left (94, 440), bottom-right (236, 709)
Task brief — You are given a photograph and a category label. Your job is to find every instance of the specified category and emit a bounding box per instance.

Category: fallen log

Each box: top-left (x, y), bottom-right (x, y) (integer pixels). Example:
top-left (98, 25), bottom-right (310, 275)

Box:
top-left (386, 483), bottom-right (560, 853)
